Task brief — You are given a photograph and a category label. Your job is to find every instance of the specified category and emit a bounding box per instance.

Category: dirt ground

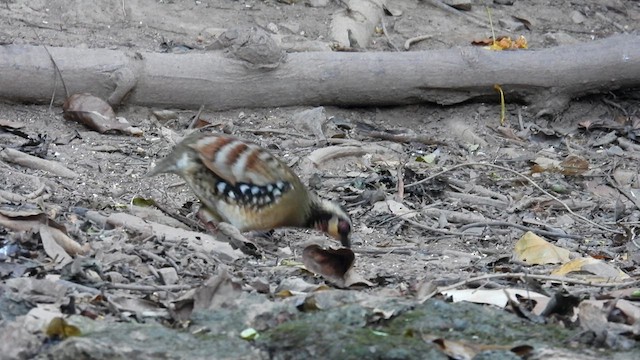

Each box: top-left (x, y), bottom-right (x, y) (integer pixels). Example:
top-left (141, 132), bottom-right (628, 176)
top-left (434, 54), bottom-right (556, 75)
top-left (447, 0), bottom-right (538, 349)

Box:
top-left (1, 0), bottom-right (640, 359)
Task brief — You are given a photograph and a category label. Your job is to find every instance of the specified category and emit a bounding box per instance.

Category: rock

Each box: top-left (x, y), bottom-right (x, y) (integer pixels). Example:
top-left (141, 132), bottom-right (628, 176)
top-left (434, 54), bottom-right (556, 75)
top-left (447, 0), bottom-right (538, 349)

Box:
top-left (570, 10), bottom-right (586, 24)
top-left (306, 0), bottom-right (329, 7)
top-left (498, 18), bottom-right (525, 31)
top-left (443, 0), bottom-right (472, 11)
top-left (158, 267), bottom-right (179, 285)
top-left (543, 32), bottom-right (579, 46)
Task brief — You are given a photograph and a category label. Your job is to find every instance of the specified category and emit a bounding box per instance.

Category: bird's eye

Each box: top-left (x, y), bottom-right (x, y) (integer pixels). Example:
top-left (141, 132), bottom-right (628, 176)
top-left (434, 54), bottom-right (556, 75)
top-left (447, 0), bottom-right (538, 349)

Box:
top-left (338, 220), bottom-right (351, 235)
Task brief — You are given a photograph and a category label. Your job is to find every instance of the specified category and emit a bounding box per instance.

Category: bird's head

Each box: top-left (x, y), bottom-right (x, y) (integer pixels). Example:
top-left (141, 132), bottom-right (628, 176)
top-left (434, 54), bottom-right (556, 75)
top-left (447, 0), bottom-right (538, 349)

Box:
top-left (308, 196), bottom-right (352, 248)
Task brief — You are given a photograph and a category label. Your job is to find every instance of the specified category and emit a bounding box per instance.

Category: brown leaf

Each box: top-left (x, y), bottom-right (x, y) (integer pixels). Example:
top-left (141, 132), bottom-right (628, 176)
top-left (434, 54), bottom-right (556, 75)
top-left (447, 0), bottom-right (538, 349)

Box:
top-left (302, 245), bottom-right (355, 286)
top-left (302, 245), bottom-right (372, 288)
top-left (63, 93), bottom-right (142, 136)
top-left (170, 271), bottom-right (242, 321)
top-left (429, 337), bottom-right (533, 360)
top-left (559, 154), bottom-right (589, 176)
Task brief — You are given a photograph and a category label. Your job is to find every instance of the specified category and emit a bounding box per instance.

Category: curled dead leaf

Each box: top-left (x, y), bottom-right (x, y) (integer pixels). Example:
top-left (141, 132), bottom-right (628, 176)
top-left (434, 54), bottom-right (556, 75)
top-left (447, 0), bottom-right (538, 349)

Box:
top-left (302, 245), bottom-right (354, 284)
top-left (302, 245), bottom-right (372, 288)
top-left (63, 93), bottom-right (142, 136)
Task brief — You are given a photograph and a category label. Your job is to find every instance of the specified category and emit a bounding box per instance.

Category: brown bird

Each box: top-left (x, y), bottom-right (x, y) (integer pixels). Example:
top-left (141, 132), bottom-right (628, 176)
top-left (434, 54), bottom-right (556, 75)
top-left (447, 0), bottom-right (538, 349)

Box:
top-left (147, 132), bottom-right (352, 247)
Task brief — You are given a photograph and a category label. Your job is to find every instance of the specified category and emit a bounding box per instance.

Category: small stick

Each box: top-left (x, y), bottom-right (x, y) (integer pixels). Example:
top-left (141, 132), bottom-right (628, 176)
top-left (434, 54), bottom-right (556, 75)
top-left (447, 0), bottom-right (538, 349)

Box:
top-left (425, 0), bottom-right (489, 29)
top-left (404, 34), bottom-right (433, 51)
top-left (359, 130), bottom-right (443, 145)
top-left (459, 221), bottom-right (582, 239)
top-left (380, 18), bottom-right (399, 52)
top-left (104, 282), bottom-right (198, 292)
top-left (0, 148), bottom-right (79, 178)
top-left (188, 105), bottom-right (205, 129)
top-left (420, 272), bottom-right (640, 301)
top-left (405, 162), bottom-right (621, 233)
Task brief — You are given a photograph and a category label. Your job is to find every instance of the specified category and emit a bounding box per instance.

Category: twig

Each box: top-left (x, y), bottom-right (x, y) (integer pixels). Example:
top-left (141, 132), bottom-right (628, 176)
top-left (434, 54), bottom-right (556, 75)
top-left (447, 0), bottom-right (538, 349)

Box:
top-left (595, 11), bottom-right (626, 32)
top-left (353, 247), bottom-right (416, 255)
top-left (602, 97), bottom-right (628, 117)
top-left (402, 218), bottom-right (467, 236)
top-left (359, 130), bottom-right (443, 145)
top-left (139, 249), bottom-right (169, 265)
top-left (447, 177), bottom-right (510, 203)
top-left (405, 162), bottom-right (621, 233)
top-left (0, 148), bottom-right (79, 178)
top-left (459, 221), bottom-right (583, 239)
top-left (404, 34), bottom-right (433, 51)
top-left (380, 18), bottom-right (399, 52)
top-left (188, 105), bottom-right (205, 129)
top-left (420, 272), bottom-right (640, 301)
top-left (31, 29), bottom-right (69, 107)
top-left (56, 279), bottom-right (101, 295)
top-left (239, 128), bottom-right (311, 138)
top-left (104, 282), bottom-right (198, 292)
top-left (606, 175), bottom-right (640, 212)
top-left (517, 107), bottom-right (525, 131)
top-left (395, 163), bottom-right (404, 201)
top-left (424, 0), bottom-right (489, 29)
top-left (422, 208), bottom-right (486, 224)
top-left (444, 190), bottom-right (509, 209)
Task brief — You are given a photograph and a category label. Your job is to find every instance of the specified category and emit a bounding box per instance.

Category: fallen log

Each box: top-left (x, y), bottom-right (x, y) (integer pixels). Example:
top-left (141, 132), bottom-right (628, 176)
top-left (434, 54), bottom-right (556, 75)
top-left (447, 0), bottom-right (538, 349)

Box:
top-left (0, 34), bottom-right (638, 116)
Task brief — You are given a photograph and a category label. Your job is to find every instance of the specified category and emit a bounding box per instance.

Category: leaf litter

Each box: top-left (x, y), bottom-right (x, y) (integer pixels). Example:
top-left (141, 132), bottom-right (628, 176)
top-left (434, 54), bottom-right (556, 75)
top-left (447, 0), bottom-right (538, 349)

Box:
top-left (2, 1), bottom-right (640, 358)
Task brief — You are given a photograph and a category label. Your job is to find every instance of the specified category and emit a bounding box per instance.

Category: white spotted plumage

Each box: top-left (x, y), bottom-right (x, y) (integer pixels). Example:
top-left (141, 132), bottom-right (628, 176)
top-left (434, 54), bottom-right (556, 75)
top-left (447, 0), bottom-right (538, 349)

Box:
top-left (147, 131), bottom-right (353, 247)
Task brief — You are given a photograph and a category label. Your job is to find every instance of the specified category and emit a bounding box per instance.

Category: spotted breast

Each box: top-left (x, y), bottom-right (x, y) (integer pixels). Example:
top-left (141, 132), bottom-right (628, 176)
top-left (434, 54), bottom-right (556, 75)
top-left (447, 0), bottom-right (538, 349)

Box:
top-left (147, 132), bottom-right (352, 247)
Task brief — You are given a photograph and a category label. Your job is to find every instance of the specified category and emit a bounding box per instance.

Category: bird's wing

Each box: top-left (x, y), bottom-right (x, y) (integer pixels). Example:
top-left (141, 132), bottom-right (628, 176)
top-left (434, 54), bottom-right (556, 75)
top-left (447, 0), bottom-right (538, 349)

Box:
top-left (189, 133), bottom-right (298, 186)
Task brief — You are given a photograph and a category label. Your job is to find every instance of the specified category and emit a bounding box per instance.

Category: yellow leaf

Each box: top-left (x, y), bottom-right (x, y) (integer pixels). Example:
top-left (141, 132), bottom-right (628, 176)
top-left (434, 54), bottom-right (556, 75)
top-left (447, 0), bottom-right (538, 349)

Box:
top-left (514, 231), bottom-right (570, 265)
top-left (240, 328), bottom-right (259, 340)
top-left (45, 317), bottom-right (81, 339)
top-left (552, 257), bottom-right (629, 281)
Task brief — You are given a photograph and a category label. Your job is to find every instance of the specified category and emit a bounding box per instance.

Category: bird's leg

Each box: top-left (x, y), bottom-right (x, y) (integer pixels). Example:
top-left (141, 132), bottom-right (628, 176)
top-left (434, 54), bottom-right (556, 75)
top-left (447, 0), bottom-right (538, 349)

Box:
top-left (196, 206), bottom-right (221, 235)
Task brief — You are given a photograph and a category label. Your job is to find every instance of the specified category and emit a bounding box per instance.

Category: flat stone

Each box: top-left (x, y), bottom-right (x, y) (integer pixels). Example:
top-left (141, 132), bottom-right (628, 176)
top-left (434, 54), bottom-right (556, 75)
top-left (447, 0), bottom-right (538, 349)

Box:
top-left (158, 267), bottom-right (179, 285)
top-left (444, 0), bottom-right (472, 11)
top-left (306, 0), bottom-right (329, 7)
top-left (498, 18), bottom-right (525, 31)
top-left (570, 10), bottom-right (586, 24)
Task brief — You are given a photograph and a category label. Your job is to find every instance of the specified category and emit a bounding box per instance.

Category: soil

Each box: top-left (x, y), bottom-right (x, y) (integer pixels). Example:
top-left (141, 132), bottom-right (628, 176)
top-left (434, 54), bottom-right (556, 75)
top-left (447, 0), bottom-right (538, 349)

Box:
top-left (1, 1), bottom-right (640, 359)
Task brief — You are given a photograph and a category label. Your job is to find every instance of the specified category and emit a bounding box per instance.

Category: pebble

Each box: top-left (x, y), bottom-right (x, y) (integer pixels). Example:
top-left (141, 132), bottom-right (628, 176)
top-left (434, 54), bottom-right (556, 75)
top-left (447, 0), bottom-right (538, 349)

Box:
top-left (158, 267), bottom-right (179, 285)
top-left (570, 10), bottom-right (586, 24)
top-left (306, 0), bottom-right (329, 7)
top-left (498, 18), bottom-right (525, 31)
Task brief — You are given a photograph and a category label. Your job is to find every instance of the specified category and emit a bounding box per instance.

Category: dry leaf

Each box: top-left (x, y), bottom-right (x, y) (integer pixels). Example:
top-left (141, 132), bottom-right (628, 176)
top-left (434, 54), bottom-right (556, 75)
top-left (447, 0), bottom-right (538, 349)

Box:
top-left (472, 35), bottom-right (528, 50)
top-left (302, 245), bottom-right (354, 286)
top-left (531, 155), bottom-right (587, 175)
top-left (430, 337), bottom-right (533, 360)
top-left (441, 288), bottom-right (549, 310)
top-left (302, 245), bottom-right (372, 288)
top-left (372, 199), bottom-right (416, 219)
top-left (514, 231), bottom-right (571, 265)
top-left (559, 154), bottom-right (589, 176)
top-left (551, 257), bottom-right (629, 281)
top-left (0, 207), bottom-right (89, 267)
top-left (39, 224), bottom-right (73, 268)
top-left (45, 317), bottom-right (81, 339)
top-left (63, 93), bottom-right (142, 136)
top-left (170, 271), bottom-right (241, 321)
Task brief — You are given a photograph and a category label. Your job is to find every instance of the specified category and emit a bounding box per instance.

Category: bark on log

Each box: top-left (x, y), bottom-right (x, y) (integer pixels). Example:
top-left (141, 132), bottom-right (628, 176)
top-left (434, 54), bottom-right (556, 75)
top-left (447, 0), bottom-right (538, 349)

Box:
top-left (0, 34), bottom-right (639, 116)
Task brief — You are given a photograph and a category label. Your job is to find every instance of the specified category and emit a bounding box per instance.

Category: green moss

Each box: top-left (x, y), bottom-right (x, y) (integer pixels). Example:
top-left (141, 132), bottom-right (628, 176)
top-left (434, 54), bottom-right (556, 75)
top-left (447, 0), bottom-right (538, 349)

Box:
top-left (385, 300), bottom-right (573, 347)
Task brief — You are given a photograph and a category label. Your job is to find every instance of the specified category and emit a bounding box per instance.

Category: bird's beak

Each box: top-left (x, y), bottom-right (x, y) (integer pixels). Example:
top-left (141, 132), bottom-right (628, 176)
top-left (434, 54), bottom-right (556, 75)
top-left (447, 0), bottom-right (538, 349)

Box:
top-left (340, 234), bottom-right (351, 248)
